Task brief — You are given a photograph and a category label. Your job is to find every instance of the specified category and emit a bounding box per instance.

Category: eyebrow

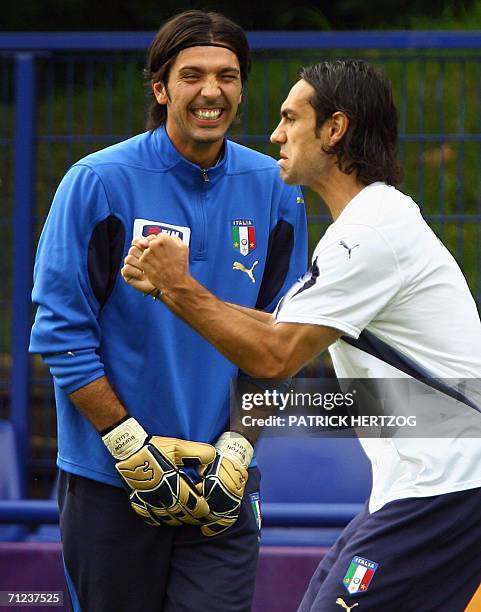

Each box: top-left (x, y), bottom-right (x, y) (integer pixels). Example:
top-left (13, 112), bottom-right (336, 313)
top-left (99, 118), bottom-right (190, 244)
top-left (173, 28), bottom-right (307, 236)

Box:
top-left (280, 107), bottom-right (296, 118)
top-left (178, 66), bottom-right (240, 74)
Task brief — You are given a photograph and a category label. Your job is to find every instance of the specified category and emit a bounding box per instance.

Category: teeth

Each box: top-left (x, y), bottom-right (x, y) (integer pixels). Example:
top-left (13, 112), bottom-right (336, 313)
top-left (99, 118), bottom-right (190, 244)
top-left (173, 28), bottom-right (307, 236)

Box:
top-left (193, 109), bottom-right (222, 120)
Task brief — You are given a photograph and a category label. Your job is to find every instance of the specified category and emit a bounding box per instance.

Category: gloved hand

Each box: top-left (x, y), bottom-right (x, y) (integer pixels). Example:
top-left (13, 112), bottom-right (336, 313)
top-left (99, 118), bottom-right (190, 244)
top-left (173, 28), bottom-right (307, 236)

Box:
top-left (102, 416), bottom-right (216, 527)
top-left (198, 431), bottom-right (254, 537)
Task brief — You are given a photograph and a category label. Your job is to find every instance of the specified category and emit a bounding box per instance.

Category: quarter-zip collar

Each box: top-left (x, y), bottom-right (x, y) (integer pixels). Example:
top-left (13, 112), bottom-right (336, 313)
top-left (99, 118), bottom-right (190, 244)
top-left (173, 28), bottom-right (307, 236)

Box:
top-left (151, 125), bottom-right (229, 186)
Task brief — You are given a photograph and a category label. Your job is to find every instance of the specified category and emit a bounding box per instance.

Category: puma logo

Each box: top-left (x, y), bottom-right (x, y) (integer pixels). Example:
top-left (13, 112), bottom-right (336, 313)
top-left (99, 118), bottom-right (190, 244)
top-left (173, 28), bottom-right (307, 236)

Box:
top-left (118, 460), bottom-right (154, 483)
top-left (336, 598), bottom-right (359, 611)
top-left (339, 240), bottom-right (359, 259)
top-left (233, 260), bottom-right (258, 283)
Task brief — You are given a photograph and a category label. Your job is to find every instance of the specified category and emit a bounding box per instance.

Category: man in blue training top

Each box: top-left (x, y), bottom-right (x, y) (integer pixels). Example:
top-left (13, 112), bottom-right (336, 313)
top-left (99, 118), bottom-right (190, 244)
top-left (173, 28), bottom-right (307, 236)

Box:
top-left (30, 10), bottom-right (307, 612)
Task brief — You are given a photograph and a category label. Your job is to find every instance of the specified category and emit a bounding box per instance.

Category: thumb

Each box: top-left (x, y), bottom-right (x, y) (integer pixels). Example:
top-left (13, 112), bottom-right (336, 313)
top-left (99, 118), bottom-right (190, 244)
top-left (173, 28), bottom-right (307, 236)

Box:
top-left (149, 437), bottom-right (216, 466)
top-left (175, 440), bottom-right (216, 465)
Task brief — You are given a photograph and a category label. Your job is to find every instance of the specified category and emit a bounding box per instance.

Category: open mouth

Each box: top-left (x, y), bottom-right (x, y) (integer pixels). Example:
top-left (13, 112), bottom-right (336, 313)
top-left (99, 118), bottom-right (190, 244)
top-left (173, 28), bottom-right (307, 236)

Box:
top-left (191, 108), bottom-right (224, 121)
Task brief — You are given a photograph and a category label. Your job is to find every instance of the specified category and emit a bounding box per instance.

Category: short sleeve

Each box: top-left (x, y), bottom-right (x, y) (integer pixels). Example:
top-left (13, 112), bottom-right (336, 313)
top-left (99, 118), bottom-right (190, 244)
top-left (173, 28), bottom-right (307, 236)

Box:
top-left (275, 224), bottom-right (403, 338)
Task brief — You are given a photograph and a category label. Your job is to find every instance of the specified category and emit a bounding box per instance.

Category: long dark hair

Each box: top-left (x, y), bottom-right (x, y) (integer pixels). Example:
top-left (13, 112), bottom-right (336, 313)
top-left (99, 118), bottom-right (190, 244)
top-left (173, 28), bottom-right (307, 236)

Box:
top-left (300, 60), bottom-right (403, 186)
top-left (145, 10), bottom-right (251, 130)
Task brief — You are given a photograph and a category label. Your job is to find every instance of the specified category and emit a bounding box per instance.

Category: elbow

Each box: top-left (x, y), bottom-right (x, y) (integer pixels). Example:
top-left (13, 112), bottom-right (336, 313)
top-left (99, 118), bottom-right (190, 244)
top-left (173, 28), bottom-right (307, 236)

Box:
top-left (244, 351), bottom-right (298, 379)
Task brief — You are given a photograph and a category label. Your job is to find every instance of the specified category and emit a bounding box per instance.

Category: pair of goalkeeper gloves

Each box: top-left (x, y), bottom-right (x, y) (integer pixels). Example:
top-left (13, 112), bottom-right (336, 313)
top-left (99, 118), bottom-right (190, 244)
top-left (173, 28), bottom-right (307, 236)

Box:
top-left (101, 416), bottom-right (254, 537)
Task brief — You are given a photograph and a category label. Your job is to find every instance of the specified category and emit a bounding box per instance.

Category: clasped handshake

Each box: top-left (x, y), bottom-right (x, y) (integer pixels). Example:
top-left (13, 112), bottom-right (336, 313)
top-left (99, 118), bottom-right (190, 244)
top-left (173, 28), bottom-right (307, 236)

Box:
top-left (102, 417), bottom-right (253, 537)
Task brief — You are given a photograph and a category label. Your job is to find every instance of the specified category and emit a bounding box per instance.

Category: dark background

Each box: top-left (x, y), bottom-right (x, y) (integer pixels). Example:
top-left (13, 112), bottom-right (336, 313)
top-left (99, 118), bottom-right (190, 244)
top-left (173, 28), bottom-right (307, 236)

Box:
top-left (0, 0), bottom-right (477, 31)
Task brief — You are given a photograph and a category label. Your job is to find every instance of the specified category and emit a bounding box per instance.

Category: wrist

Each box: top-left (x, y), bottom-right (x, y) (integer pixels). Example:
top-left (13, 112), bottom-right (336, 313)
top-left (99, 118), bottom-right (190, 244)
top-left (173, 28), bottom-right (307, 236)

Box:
top-left (101, 416), bottom-right (148, 460)
top-left (147, 288), bottom-right (164, 301)
top-left (215, 432), bottom-right (254, 468)
top-left (161, 275), bottom-right (197, 304)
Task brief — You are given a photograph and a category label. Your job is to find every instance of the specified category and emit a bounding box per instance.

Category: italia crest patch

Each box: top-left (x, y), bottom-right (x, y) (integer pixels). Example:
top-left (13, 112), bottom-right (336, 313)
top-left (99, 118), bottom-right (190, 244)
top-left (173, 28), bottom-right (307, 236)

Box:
top-left (249, 492), bottom-right (262, 531)
top-left (343, 556), bottom-right (378, 595)
top-left (232, 219), bottom-right (256, 256)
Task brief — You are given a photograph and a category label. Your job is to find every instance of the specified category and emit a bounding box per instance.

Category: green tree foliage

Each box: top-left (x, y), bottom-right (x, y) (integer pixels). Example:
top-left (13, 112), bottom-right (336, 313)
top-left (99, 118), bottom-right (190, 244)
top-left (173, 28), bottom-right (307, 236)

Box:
top-left (1, 0), bottom-right (479, 31)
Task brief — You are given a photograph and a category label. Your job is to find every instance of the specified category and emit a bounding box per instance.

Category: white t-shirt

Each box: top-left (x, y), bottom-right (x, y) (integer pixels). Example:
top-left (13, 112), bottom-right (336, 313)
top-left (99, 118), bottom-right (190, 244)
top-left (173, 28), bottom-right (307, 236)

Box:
top-left (275, 182), bottom-right (481, 512)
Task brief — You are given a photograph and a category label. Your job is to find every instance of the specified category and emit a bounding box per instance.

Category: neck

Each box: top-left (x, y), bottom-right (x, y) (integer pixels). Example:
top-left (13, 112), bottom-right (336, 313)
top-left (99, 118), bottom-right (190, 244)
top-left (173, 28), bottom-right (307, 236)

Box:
top-left (311, 166), bottom-right (365, 221)
top-left (182, 142), bottom-right (224, 169)
top-left (165, 125), bottom-right (224, 169)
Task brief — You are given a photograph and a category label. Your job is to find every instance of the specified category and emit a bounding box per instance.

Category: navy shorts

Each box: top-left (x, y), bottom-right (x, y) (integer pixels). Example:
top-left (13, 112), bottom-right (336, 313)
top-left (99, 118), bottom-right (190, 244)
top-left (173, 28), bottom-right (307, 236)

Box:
top-left (299, 486), bottom-right (481, 612)
top-left (58, 468), bottom-right (261, 612)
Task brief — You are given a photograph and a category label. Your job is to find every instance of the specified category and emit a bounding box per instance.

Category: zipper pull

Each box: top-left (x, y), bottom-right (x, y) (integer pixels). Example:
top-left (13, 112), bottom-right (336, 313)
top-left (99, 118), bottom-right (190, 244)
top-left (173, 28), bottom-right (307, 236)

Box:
top-left (202, 169), bottom-right (209, 183)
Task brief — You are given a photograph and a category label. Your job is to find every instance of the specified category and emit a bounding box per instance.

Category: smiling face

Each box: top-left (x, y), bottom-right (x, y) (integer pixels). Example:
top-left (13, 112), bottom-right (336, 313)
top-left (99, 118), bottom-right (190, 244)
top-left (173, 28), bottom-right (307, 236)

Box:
top-left (270, 79), bottom-right (333, 188)
top-left (152, 46), bottom-right (242, 167)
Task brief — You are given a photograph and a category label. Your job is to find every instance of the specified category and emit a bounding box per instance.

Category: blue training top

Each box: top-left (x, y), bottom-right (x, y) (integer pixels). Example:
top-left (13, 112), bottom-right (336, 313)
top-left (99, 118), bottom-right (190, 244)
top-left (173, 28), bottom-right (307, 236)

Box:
top-left (29, 126), bottom-right (308, 487)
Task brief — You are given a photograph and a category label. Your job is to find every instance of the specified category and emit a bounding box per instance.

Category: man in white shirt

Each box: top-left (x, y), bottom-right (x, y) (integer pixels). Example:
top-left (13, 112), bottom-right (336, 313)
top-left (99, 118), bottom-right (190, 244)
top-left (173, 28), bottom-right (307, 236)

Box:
top-left (122, 60), bottom-right (481, 611)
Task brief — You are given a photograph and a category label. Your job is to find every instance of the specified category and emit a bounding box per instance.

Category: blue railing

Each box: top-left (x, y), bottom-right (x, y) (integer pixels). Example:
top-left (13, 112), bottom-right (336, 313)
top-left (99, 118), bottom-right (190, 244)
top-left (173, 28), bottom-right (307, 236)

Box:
top-left (0, 499), bottom-right (363, 528)
top-left (2, 31), bottom-right (481, 50)
top-left (1, 31), bottom-right (481, 494)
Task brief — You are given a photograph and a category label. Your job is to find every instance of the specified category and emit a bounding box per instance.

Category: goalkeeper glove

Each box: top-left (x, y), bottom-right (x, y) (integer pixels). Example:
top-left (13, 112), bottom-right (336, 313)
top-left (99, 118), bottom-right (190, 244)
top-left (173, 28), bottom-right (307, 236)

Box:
top-left (102, 416), bottom-right (216, 527)
top-left (199, 431), bottom-right (254, 537)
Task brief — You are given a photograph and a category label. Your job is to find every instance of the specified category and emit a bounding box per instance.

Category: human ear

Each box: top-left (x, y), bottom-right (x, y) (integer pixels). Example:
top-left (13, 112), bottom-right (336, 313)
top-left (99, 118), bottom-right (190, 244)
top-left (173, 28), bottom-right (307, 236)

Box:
top-left (152, 82), bottom-right (169, 105)
top-left (329, 111), bottom-right (349, 146)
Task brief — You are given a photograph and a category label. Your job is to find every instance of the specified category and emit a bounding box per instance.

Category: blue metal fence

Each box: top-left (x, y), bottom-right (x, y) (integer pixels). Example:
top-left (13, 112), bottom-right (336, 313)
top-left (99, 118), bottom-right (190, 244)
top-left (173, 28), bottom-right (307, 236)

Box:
top-left (1, 31), bottom-right (481, 494)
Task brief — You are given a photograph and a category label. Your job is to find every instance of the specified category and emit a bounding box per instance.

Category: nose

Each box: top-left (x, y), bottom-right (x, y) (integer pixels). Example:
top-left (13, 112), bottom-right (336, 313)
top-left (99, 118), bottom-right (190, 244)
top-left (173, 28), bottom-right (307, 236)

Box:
top-left (270, 121), bottom-right (286, 144)
top-left (201, 76), bottom-right (221, 97)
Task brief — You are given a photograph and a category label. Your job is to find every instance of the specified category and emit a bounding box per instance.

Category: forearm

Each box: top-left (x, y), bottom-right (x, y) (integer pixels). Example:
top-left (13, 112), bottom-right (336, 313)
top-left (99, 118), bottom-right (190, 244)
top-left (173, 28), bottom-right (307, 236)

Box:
top-left (69, 376), bottom-right (128, 432)
top-left (162, 278), bottom-right (284, 378)
top-left (231, 414), bottom-right (267, 447)
top-left (133, 234), bottom-right (338, 378)
top-left (225, 302), bottom-right (275, 324)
